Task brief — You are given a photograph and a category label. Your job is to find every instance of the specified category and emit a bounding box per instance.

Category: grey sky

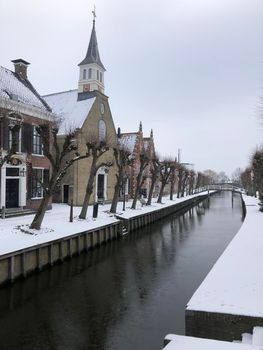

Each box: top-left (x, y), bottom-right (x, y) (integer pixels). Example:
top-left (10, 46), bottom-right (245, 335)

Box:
top-left (1, 0), bottom-right (263, 176)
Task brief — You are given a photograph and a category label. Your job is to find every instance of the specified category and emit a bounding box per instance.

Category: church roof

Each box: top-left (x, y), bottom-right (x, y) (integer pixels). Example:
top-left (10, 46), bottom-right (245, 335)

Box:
top-left (0, 65), bottom-right (51, 111)
top-left (78, 20), bottom-right (105, 70)
top-left (43, 89), bottom-right (96, 134)
top-left (119, 133), bottom-right (139, 153)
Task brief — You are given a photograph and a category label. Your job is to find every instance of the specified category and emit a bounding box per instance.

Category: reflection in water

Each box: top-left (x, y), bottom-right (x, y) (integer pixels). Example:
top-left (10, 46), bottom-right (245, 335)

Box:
top-left (0, 192), bottom-right (243, 350)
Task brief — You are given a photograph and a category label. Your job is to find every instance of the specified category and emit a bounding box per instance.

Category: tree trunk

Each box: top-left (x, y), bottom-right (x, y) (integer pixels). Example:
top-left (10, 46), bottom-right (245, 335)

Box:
top-left (177, 176), bottom-right (182, 198)
top-left (30, 193), bottom-right (52, 230)
top-left (110, 174), bottom-right (122, 213)
top-left (79, 160), bottom-right (97, 219)
top-left (170, 179), bottom-right (175, 200)
top-left (131, 172), bottom-right (143, 209)
top-left (147, 176), bottom-right (156, 206)
top-left (79, 169), bottom-right (96, 219)
top-left (157, 182), bottom-right (166, 203)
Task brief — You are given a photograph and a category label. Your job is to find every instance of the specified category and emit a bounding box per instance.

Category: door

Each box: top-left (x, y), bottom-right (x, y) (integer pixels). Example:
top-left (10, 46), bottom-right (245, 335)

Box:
top-left (6, 179), bottom-right (19, 208)
top-left (97, 174), bottom-right (105, 200)
top-left (63, 185), bottom-right (69, 204)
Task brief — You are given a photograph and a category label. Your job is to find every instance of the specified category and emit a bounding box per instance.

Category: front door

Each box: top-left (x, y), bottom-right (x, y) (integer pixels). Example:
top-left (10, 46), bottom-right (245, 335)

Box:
top-left (97, 174), bottom-right (104, 200)
top-left (6, 179), bottom-right (19, 208)
top-left (63, 185), bottom-right (69, 204)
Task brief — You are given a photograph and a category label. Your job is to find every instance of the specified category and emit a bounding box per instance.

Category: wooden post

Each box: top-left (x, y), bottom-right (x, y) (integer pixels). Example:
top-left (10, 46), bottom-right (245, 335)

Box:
top-left (69, 200), bottom-right (73, 222)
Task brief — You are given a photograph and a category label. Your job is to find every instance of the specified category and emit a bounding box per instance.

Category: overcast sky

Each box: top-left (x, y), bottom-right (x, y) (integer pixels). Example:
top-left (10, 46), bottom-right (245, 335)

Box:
top-left (1, 0), bottom-right (263, 176)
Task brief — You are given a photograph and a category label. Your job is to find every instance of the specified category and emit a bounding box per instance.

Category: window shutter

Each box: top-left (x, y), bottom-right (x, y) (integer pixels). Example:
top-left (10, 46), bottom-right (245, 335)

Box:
top-left (27, 163), bottom-right (32, 199)
top-left (43, 169), bottom-right (50, 189)
top-left (21, 124), bottom-right (33, 153)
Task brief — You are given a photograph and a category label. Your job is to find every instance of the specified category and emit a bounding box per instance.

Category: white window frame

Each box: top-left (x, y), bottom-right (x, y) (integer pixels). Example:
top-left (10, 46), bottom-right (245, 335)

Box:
top-left (31, 167), bottom-right (44, 199)
top-left (32, 125), bottom-right (43, 156)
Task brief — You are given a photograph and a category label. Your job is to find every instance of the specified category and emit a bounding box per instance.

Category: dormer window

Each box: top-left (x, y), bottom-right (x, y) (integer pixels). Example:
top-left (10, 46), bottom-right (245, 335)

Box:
top-left (100, 72), bottom-right (103, 83)
top-left (97, 70), bottom-right (99, 80)
top-left (83, 69), bottom-right (87, 80)
top-left (88, 68), bottom-right (92, 79)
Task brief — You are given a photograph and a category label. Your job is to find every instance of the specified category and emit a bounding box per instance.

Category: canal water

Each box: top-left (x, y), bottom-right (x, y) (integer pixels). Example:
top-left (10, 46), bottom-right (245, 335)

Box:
top-left (0, 192), bottom-right (243, 350)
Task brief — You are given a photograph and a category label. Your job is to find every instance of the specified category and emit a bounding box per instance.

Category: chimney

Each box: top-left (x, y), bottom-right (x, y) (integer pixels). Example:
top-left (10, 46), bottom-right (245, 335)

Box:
top-left (11, 59), bottom-right (30, 80)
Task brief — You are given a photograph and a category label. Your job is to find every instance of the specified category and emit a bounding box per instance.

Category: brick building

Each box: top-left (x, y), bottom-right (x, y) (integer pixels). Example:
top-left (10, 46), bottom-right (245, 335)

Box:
top-left (0, 59), bottom-right (54, 213)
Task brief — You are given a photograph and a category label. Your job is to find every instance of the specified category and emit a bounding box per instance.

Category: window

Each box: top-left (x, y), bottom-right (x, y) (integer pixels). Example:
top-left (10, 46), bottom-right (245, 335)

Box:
top-left (83, 69), bottom-right (87, 80)
top-left (32, 168), bottom-right (43, 198)
top-left (98, 120), bottom-right (106, 142)
top-left (97, 70), bottom-right (99, 80)
top-left (32, 125), bottom-right (43, 155)
top-left (88, 68), bottom-right (92, 79)
top-left (8, 127), bottom-right (20, 152)
top-left (100, 72), bottom-right (103, 83)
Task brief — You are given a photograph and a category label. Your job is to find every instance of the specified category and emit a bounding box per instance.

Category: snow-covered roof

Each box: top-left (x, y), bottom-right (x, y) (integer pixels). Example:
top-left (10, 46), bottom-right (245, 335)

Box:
top-left (43, 90), bottom-right (96, 134)
top-left (0, 65), bottom-right (50, 111)
top-left (119, 133), bottom-right (138, 153)
top-left (163, 334), bottom-right (263, 350)
top-left (187, 195), bottom-right (263, 318)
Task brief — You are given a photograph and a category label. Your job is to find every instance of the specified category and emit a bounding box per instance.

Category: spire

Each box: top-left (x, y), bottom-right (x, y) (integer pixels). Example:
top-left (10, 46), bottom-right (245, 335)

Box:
top-left (150, 129), bottom-right (153, 138)
top-left (139, 121), bottom-right (142, 132)
top-left (78, 9), bottom-right (105, 70)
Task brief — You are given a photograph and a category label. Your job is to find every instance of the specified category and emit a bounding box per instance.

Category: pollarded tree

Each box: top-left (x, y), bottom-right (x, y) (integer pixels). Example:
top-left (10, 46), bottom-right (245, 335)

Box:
top-left (157, 159), bottom-right (175, 203)
top-left (188, 170), bottom-right (196, 195)
top-left (79, 138), bottom-right (112, 219)
top-left (131, 147), bottom-right (151, 209)
top-left (177, 164), bottom-right (187, 198)
top-left (180, 168), bottom-right (189, 197)
top-left (30, 123), bottom-right (86, 230)
top-left (169, 158), bottom-right (178, 200)
top-left (110, 143), bottom-right (132, 214)
top-left (147, 155), bottom-right (160, 206)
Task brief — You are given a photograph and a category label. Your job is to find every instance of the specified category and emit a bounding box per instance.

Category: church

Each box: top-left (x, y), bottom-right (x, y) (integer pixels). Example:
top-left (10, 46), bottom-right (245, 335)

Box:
top-left (44, 14), bottom-right (117, 206)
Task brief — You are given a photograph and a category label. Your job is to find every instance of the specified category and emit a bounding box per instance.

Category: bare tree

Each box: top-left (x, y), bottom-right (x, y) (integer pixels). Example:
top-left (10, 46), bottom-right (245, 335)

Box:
top-left (251, 148), bottom-right (263, 201)
top-left (188, 170), bottom-right (196, 195)
top-left (241, 167), bottom-right (254, 195)
top-left (147, 155), bottom-right (160, 205)
top-left (180, 169), bottom-right (189, 197)
top-left (30, 123), bottom-right (85, 230)
top-left (169, 158), bottom-right (178, 200)
top-left (131, 148), bottom-right (151, 209)
top-left (157, 159), bottom-right (175, 203)
top-left (110, 144), bottom-right (132, 214)
top-left (79, 139), bottom-right (112, 219)
top-left (177, 164), bottom-right (186, 198)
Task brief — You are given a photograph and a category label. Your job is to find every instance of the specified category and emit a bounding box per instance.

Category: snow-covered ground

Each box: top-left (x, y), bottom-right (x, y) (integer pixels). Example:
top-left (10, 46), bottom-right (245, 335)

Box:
top-left (163, 334), bottom-right (263, 350)
top-left (187, 195), bottom-right (263, 318)
top-left (0, 192), bottom-right (209, 256)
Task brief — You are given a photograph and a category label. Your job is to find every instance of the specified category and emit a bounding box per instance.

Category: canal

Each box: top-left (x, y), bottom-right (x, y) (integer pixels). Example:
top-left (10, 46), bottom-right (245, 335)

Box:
top-left (0, 191), bottom-right (243, 350)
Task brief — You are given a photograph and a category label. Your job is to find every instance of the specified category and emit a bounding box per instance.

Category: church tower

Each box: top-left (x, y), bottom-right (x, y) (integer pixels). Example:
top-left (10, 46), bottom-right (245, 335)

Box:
top-left (78, 10), bottom-right (106, 94)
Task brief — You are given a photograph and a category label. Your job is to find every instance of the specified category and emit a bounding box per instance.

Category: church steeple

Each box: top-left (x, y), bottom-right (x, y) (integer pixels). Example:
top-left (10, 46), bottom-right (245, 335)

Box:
top-left (78, 9), bottom-right (106, 94)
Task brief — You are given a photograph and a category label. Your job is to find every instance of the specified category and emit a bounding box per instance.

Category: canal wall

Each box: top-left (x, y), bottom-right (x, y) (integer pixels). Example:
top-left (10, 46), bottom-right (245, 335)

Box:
top-left (0, 221), bottom-right (121, 286)
top-left (0, 192), bottom-right (212, 286)
top-left (185, 195), bottom-right (263, 341)
top-left (116, 193), bottom-right (211, 233)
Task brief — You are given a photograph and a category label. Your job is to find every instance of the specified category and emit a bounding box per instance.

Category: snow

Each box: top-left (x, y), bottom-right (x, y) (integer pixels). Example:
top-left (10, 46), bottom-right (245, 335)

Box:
top-left (163, 334), bottom-right (263, 350)
top-left (119, 133), bottom-right (138, 153)
top-left (187, 195), bottom-right (263, 318)
top-left (0, 65), bottom-right (48, 111)
top-left (0, 192), bottom-right (210, 256)
top-left (0, 203), bottom-right (119, 256)
top-left (43, 90), bottom-right (96, 134)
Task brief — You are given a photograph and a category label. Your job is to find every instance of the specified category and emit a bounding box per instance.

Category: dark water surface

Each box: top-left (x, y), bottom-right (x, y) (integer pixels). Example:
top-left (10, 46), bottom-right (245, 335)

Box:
top-left (0, 192), bottom-right (243, 350)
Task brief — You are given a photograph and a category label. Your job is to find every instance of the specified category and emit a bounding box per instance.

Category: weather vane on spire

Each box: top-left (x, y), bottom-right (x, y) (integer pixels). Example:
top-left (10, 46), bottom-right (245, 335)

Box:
top-left (92, 5), bottom-right (96, 22)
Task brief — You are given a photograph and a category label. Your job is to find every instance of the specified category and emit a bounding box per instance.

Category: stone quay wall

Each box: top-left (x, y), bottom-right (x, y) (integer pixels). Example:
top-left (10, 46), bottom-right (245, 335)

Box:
top-left (0, 221), bottom-right (122, 286)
